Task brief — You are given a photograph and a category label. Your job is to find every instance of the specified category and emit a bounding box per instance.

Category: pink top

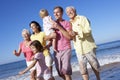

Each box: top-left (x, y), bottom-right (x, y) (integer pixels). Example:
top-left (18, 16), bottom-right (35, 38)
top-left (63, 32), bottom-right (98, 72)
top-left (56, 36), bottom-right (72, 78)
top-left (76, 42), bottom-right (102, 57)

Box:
top-left (55, 20), bottom-right (72, 50)
top-left (34, 52), bottom-right (50, 77)
top-left (20, 41), bottom-right (34, 61)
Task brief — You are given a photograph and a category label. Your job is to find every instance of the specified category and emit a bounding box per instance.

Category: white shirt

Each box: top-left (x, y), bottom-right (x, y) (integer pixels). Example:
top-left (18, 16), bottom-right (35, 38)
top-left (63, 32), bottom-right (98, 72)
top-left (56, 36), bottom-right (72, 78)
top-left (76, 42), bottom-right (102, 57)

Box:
top-left (43, 16), bottom-right (54, 35)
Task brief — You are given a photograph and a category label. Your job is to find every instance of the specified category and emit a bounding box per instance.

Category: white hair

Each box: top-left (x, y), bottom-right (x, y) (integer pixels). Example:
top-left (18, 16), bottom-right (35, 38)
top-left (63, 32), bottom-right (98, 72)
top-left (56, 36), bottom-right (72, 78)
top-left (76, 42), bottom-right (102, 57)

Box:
top-left (66, 6), bottom-right (76, 13)
top-left (22, 29), bottom-right (31, 35)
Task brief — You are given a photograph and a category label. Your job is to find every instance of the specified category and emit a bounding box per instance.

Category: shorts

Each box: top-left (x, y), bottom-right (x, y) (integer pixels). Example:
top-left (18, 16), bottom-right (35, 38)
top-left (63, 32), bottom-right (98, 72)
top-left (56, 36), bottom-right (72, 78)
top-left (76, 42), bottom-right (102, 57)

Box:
top-left (76, 48), bottom-right (100, 74)
top-left (45, 55), bottom-right (53, 67)
top-left (54, 48), bottom-right (72, 76)
top-left (37, 73), bottom-right (52, 80)
top-left (37, 68), bottom-right (52, 80)
top-left (26, 61), bottom-right (36, 71)
top-left (43, 73), bottom-right (52, 80)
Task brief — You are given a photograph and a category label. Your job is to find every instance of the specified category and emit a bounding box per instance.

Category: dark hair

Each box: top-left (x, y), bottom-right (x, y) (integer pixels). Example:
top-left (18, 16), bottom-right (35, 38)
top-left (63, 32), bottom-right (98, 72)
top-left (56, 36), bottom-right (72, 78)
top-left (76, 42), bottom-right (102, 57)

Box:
top-left (29, 21), bottom-right (42, 34)
top-left (30, 40), bottom-right (43, 52)
top-left (54, 6), bottom-right (63, 14)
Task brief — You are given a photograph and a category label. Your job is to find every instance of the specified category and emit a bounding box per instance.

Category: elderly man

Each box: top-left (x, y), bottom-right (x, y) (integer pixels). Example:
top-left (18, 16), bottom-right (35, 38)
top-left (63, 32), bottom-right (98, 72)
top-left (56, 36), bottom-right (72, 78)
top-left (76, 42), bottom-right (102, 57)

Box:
top-left (66, 6), bottom-right (101, 80)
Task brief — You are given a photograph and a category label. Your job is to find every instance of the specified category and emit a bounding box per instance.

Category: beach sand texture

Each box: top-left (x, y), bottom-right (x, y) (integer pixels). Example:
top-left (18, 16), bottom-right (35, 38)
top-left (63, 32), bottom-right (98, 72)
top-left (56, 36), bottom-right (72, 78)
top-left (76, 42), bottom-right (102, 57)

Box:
top-left (54, 62), bottom-right (120, 80)
top-left (1, 62), bottom-right (120, 80)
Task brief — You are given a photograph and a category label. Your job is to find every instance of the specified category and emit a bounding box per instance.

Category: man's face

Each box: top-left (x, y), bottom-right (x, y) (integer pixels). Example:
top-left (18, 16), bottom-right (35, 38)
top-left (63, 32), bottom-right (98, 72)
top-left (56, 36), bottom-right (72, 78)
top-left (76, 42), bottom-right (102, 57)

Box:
top-left (66, 8), bottom-right (76, 19)
top-left (54, 8), bottom-right (63, 20)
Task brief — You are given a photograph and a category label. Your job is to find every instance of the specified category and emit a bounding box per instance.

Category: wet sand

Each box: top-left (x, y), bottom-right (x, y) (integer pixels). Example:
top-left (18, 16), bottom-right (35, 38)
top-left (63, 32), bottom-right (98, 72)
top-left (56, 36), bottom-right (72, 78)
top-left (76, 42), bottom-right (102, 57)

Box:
top-left (54, 62), bottom-right (120, 80)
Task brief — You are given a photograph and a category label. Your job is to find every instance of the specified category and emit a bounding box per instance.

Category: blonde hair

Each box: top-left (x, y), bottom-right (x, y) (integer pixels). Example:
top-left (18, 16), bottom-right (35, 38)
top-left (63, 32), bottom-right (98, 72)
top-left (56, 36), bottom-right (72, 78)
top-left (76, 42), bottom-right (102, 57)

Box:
top-left (22, 29), bottom-right (31, 36)
top-left (39, 9), bottom-right (49, 18)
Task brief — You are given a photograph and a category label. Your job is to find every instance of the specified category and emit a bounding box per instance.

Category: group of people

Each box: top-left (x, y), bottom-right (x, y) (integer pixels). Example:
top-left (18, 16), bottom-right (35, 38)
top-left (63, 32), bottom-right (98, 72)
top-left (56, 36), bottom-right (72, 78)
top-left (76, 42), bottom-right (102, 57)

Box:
top-left (13, 6), bottom-right (101, 80)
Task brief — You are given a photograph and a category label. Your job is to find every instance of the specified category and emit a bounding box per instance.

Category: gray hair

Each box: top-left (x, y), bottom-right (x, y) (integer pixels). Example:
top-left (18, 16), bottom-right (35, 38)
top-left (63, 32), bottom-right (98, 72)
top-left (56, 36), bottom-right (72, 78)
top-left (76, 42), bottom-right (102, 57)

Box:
top-left (22, 29), bottom-right (31, 36)
top-left (66, 6), bottom-right (76, 13)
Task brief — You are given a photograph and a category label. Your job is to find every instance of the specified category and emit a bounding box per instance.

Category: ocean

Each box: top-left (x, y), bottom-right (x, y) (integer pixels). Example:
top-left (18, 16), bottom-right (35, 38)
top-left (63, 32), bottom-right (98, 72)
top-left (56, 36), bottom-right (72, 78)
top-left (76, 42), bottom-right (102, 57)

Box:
top-left (0, 40), bottom-right (120, 80)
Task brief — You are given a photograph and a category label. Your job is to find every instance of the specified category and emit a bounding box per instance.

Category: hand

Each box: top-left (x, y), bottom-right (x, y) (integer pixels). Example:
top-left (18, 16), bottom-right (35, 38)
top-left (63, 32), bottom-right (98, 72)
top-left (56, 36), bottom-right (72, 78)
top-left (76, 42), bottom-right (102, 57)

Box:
top-left (70, 31), bottom-right (77, 41)
top-left (19, 70), bottom-right (25, 75)
top-left (51, 23), bottom-right (60, 30)
top-left (13, 50), bottom-right (17, 55)
top-left (31, 56), bottom-right (34, 60)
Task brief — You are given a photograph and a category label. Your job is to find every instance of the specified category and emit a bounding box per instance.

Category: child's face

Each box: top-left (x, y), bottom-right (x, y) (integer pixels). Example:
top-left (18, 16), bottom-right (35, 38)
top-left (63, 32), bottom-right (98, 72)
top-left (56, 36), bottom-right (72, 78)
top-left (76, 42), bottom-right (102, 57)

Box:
top-left (30, 45), bottom-right (38, 54)
top-left (40, 13), bottom-right (45, 18)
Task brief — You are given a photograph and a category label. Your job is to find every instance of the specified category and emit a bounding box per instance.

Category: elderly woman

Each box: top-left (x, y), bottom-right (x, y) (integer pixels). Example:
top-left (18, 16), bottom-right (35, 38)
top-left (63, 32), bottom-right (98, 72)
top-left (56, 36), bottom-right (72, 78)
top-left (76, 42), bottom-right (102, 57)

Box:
top-left (13, 29), bottom-right (36, 80)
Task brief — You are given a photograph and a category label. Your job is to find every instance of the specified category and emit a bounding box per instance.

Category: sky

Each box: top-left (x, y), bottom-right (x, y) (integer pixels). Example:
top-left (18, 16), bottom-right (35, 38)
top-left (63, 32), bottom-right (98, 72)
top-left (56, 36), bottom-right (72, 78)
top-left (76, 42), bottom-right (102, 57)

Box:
top-left (0, 0), bottom-right (120, 65)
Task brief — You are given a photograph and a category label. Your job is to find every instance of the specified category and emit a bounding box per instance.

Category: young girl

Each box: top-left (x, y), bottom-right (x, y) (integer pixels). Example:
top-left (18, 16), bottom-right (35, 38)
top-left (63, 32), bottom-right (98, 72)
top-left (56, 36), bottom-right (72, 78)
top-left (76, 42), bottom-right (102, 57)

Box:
top-left (39, 9), bottom-right (58, 53)
top-left (19, 40), bottom-right (53, 80)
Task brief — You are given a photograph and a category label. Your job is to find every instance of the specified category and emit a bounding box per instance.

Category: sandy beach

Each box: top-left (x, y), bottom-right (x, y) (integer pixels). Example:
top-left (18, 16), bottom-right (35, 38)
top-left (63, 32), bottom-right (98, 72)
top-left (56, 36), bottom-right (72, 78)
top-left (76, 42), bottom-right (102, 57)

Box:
top-left (54, 62), bottom-right (120, 80)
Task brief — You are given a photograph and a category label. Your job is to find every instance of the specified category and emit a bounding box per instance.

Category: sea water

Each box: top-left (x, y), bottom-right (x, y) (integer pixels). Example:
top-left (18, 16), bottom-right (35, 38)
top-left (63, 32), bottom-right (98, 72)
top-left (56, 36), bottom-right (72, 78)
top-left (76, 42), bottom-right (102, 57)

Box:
top-left (0, 40), bottom-right (120, 80)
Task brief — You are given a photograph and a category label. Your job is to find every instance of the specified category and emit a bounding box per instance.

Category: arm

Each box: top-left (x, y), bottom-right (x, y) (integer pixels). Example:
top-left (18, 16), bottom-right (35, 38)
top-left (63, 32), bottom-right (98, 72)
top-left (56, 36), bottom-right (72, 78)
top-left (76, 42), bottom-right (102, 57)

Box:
top-left (72, 16), bottom-right (91, 39)
top-left (19, 59), bottom-right (37, 75)
top-left (13, 45), bottom-right (21, 56)
top-left (53, 23), bottom-right (72, 40)
top-left (82, 17), bottom-right (91, 34)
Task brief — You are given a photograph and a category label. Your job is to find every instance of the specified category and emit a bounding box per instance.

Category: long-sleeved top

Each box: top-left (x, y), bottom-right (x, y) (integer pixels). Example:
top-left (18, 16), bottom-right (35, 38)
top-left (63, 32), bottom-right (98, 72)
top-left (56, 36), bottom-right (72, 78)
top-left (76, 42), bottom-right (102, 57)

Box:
top-left (70, 15), bottom-right (97, 54)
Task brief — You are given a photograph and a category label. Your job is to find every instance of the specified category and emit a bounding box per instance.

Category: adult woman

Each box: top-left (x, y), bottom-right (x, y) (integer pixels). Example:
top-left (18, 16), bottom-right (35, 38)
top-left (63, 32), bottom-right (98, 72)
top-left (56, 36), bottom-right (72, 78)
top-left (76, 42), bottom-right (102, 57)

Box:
top-left (13, 29), bottom-right (36, 80)
top-left (29, 21), bottom-right (55, 80)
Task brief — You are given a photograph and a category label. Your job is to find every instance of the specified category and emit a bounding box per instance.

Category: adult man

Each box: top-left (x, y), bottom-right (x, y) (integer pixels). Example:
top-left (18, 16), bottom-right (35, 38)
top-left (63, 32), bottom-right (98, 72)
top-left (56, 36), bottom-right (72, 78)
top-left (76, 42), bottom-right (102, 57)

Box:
top-left (52, 6), bottom-right (73, 80)
top-left (66, 6), bottom-right (100, 80)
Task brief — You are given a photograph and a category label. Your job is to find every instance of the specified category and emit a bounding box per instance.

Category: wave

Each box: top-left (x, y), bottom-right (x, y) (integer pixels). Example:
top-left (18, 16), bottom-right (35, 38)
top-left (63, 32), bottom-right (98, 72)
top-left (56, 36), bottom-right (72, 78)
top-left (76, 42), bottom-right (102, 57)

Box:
top-left (97, 40), bottom-right (120, 51)
top-left (1, 40), bottom-right (120, 79)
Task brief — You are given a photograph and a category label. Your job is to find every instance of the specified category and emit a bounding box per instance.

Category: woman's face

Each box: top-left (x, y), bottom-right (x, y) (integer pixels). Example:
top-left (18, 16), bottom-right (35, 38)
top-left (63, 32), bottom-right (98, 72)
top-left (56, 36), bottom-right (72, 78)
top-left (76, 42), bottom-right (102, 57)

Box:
top-left (30, 23), bottom-right (38, 33)
top-left (22, 31), bottom-right (30, 40)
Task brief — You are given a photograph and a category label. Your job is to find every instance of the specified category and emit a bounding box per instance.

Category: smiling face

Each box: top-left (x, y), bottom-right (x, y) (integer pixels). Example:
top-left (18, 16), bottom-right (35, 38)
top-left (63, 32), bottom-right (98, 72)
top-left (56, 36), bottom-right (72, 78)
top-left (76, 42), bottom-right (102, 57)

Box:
top-left (30, 23), bottom-right (38, 33)
top-left (66, 7), bottom-right (76, 19)
top-left (30, 45), bottom-right (38, 54)
top-left (22, 29), bottom-right (30, 40)
top-left (53, 7), bottom-right (63, 20)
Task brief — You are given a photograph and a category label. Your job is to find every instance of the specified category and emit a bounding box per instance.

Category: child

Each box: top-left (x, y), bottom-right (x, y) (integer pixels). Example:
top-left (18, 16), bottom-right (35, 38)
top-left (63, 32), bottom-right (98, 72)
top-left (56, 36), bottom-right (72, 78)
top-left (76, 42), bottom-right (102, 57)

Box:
top-left (19, 40), bottom-right (53, 80)
top-left (39, 9), bottom-right (58, 53)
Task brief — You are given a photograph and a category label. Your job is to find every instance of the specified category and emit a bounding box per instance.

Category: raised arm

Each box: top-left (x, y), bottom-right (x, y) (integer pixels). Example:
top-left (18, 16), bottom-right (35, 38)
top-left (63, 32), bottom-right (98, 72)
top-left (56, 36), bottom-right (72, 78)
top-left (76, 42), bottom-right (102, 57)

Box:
top-left (13, 45), bottom-right (21, 56)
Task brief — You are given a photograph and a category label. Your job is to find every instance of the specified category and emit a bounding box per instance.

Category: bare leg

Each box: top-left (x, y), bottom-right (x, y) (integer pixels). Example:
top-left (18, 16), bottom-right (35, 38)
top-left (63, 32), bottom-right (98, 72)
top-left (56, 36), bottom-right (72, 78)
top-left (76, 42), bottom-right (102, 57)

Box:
top-left (64, 74), bottom-right (72, 80)
top-left (91, 66), bottom-right (100, 80)
top-left (48, 66), bottom-right (55, 80)
top-left (37, 77), bottom-right (44, 80)
top-left (44, 32), bottom-right (56, 41)
top-left (82, 73), bottom-right (89, 80)
top-left (30, 70), bottom-right (36, 80)
top-left (52, 38), bottom-right (58, 53)
top-left (45, 55), bottom-right (55, 80)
